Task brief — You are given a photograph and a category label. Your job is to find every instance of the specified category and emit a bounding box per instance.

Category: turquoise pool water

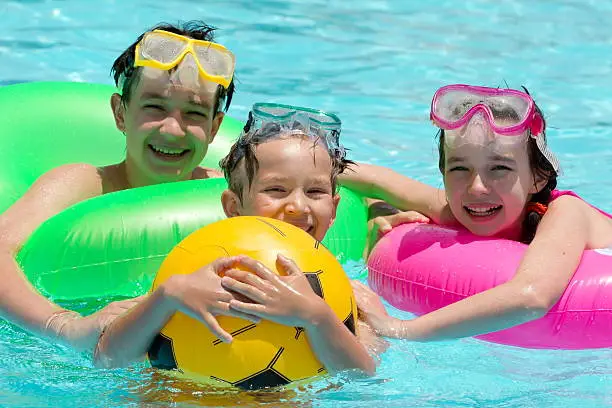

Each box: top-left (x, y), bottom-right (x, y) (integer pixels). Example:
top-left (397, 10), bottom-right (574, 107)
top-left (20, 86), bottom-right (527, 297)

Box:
top-left (2, 0), bottom-right (612, 406)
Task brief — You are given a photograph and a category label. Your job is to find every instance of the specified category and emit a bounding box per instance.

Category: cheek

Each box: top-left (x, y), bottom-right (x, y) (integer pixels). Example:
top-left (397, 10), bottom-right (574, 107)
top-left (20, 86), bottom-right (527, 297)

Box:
top-left (247, 195), bottom-right (279, 216)
top-left (187, 124), bottom-right (211, 143)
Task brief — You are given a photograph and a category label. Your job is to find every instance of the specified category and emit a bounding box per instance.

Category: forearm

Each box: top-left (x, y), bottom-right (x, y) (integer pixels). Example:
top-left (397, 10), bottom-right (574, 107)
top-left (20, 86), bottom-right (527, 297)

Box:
top-left (94, 286), bottom-right (176, 368)
top-left (305, 304), bottom-right (375, 375)
top-left (340, 163), bottom-right (449, 223)
top-left (384, 282), bottom-right (550, 341)
top-left (0, 251), bottom-right (65, 336)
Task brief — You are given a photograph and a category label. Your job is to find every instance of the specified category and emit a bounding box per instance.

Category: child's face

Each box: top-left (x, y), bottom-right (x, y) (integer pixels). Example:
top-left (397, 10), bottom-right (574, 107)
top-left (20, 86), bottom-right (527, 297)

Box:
top-left (223, 137), bottom-right (340, 242)
top-left (111, 72), bottom-right (223, 184)
top-left (443, 122), bottom-right (544, 239)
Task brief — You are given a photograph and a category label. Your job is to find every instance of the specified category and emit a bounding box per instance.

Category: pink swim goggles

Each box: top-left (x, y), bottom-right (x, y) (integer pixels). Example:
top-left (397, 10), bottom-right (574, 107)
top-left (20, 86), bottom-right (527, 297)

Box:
top-left (430, 84), bottom-right (544, 136)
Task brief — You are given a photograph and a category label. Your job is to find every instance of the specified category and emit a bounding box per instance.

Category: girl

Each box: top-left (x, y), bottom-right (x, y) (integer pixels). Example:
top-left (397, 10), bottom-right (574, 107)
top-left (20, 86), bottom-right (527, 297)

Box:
top-left (343, 84), bottom-right (612, 341)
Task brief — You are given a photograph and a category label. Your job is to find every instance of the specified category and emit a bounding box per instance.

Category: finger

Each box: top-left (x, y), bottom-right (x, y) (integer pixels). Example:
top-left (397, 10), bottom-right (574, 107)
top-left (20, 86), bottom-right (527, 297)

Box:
top-left (276, 254), bottom-right (302, 276)
top-left (224, 268), bottom-right (269, 289)
top-left (228, 299), bottom-right (268, 317)
top-left (210, 256), bottom-right (245, 274)
top-left (236, 257), bottom-right (280, 283)
top-left (211, 301), bottom-right (261, 323)
top-left (351, 280), bottom-right (369, 291)
top-left (200, 312), bottom-right (233, 343)
top-left (390, 211), bottom-right (429, 227)
top-left (221, 276), bottom-right (268, 303)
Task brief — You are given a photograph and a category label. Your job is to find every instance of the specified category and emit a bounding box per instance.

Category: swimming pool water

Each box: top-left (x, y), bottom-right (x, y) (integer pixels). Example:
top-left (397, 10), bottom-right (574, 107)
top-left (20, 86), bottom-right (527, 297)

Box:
top-left (2, 0), bottom-right (612, 406)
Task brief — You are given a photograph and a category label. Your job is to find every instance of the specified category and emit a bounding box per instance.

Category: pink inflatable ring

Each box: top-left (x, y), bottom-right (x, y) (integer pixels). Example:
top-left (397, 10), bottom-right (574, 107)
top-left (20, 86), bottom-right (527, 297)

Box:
top-left (367, 223), bottom-right (612, 349)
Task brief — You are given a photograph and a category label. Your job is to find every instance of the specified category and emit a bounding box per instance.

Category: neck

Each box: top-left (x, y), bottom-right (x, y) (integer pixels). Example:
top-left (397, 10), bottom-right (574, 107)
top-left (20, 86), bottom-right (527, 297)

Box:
top-left (123, 157), bottom-right (193, 189)
top-left (494, 217), bottom-right (524, 241)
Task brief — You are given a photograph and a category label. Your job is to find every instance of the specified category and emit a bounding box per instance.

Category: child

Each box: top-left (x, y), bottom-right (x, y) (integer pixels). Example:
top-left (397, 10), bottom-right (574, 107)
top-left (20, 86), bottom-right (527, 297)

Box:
top-left (343, 84), bottom-right (612, 341)
top-left (94, 103), bottom-right (377, 376)
top-left (0, 21), bottom-right (236, 351)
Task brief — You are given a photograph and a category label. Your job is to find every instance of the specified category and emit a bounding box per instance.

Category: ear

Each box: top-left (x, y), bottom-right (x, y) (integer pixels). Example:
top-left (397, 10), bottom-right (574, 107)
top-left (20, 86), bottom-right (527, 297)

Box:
top-left (110, 93), bottom-right (126, 133)
top-left (328, 194), bottom-right (341, 228)
top-left (221, 189), bottom-right (241, 218)
top-left (210, 111), bottom-right (225, 143)
top-left (529, 172), bottom-right (550, 194)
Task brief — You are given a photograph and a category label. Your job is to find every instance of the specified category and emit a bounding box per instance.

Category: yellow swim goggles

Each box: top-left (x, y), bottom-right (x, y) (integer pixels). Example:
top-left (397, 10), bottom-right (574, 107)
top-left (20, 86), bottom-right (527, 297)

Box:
top-left (134, 29), bottom-right (236, 89)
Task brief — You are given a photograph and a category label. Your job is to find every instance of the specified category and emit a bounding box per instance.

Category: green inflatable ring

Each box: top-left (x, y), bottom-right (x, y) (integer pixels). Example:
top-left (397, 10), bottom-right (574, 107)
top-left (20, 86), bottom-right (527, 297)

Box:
top-left (0, 82), bottom-right (368, 301)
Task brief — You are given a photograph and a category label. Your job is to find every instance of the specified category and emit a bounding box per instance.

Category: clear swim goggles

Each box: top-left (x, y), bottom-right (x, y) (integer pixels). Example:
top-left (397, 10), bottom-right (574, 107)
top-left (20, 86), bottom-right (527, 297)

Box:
top-left (240, 103), bottom-right (344, 155)
top-left (134, 29), bottom-right (235, 89)
top-left (431, 84), bottom-right (559, 171)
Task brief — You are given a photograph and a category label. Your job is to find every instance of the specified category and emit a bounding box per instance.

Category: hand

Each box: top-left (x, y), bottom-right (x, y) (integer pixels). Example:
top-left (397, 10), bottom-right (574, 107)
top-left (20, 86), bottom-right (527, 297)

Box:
top-left (164, 256), bottom-right (261, 343)
top-left (220, 254), bottom-right (327, 328)
top-left (370, 210), bottom-right (430, 238)
top-left (58, 296), bottom-right (145, 350)
top-left (351, 281), bottom-right (393, 334)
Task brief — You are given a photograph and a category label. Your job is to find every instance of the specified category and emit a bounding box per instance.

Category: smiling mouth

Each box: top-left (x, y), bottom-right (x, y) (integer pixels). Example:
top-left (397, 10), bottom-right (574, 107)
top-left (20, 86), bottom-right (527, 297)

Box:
top-left (149, 144), bottom-right (190, 158)
top-left (464, 205), bottom-right (502, 217)
top-left (291, 223), bottom-right (315, 235)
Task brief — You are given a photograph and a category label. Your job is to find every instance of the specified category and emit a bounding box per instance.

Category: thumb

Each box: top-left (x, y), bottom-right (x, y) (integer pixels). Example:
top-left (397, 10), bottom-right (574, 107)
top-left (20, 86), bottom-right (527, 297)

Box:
top-left (277, 254), bottom-right (301, 276)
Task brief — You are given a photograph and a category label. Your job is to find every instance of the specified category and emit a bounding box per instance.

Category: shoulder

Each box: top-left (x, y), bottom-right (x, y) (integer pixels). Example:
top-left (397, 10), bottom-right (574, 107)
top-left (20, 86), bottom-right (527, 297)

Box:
top-left (32, 163), bottom-right (104, 199)
top-left (0, 163), bottom-right (104, 249)
top-left (194, 166), bottom-right (223, 179)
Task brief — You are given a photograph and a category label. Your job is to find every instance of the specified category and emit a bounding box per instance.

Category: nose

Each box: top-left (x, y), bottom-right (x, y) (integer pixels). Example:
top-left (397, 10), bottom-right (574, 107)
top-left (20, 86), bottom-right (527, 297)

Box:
top-left (468, 173), bottom-right (490, 195)
top-left (284, 191), bottom-right (310, 215)
top-left (159, 111), bottom-right (187, 138)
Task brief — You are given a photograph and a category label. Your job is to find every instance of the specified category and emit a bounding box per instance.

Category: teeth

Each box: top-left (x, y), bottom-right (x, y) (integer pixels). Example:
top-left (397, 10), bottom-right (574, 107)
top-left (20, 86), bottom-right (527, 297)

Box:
top-left (465, 205), bottom-right (501, 216)
top-left (150, 145), bottom-right (187, 155)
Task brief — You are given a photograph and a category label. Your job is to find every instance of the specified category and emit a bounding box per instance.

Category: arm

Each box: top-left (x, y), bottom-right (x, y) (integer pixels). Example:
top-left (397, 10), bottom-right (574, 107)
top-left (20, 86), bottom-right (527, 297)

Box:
top-left (94, 257), bottom-right (260, 368)
top-left (222, 255), bottom-right (376, 375)
top-left (340, 162), bottom-right (454, 225)
top-left (0, 164), bottom-right (114, 349)
top-left (359, 196), bottom-right (589, 340)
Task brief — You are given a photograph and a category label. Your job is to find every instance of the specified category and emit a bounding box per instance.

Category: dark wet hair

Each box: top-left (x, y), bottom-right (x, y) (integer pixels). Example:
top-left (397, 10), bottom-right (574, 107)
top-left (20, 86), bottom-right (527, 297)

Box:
top-left (220, 119), bottom-right (352, 201)
top-left (437, 90), bottom-right (558, 244)
top-left (110, 20), bottom-right (235, 113)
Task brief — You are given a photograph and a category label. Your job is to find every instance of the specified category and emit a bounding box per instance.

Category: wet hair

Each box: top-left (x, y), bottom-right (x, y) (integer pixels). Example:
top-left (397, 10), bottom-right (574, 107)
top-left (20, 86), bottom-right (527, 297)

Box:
top-left (437, 90), bottom-right (558, 244)
top-left (110, 20), bottom-right (235, 113)
top-left (220, 120), bottom-right (352, 201)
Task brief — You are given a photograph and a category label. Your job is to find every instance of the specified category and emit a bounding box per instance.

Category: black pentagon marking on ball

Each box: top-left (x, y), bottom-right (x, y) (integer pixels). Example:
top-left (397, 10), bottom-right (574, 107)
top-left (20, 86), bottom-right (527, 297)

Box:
top-left (210, 347), bottom-right (291, 390)
top-left (294, 326), bottom-right (305, 340)
top-left (212, 323), bottom-right (257, 346)
top-left (148, 333), bottom-right (179, 370)
top-left (343, 298), bottom-right (357, 335)
top-left (256, 218), bottom-right (286, 237)
top-left (303, 270), bottom-right (324, 299)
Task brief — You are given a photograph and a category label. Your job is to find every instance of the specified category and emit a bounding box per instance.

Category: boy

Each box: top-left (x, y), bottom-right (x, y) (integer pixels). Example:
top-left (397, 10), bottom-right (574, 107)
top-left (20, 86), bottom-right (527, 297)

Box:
top-left (94, 103), bottom-right (378, 376)
top-left (0, 21), bottom-right (235, 351)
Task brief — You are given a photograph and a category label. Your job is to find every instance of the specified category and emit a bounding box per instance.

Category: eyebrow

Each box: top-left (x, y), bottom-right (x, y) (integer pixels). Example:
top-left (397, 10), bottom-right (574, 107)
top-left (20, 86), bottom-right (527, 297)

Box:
top-left (140, 92), bottom-right (213, 110)
top-left (488, 154), bottom-right (516, 164)
top-left (447, 155), bottom-right (516, 165)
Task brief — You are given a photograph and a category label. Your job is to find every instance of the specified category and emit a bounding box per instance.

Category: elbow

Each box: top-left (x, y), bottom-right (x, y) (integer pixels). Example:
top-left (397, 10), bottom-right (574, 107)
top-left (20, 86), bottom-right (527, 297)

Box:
top-left (517, 285), bottom-right (558, 319)
top-left (362, 358), bottom-right (377, 376)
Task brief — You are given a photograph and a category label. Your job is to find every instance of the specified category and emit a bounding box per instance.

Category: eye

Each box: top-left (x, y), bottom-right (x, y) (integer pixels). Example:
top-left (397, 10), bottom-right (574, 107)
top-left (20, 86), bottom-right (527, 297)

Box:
top-left (491, 165), bottom-right (513, 171)
top-left (186, 110), bottom-right (208, 119)
top-left (448, 166), bottom-right (469, 172)
top-left (263, 186), bottom-right (286, 193)
top-left (143, 103), bottom-right (165, 111)
top-left (307, 187), bottom-right (331, 196)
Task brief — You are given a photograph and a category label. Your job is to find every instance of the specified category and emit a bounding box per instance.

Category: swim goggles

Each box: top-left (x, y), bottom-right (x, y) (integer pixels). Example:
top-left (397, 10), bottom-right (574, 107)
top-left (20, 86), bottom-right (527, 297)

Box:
top-left (431, 84), bottom-right (559, 171)
top-left (241, 103), bottom-right (344, 155)
top-left (134, 29), bottom-right (235, 88)
top-left (431, 85), bottom-right (544, 136)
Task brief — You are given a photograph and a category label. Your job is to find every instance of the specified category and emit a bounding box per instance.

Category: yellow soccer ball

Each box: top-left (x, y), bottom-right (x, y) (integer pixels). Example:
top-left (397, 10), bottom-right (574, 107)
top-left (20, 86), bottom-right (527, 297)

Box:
top-left (147, 216), bottom-right (357, 390)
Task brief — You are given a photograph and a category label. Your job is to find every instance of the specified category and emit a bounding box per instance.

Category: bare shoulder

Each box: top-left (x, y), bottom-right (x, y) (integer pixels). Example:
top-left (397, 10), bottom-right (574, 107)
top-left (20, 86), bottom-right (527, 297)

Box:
top-left (0, 163), bottom-right (104, 250)
top-left (542, 195), bottom-right (612, 249)
top-left (193, 166), bottom-right (223, 179)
